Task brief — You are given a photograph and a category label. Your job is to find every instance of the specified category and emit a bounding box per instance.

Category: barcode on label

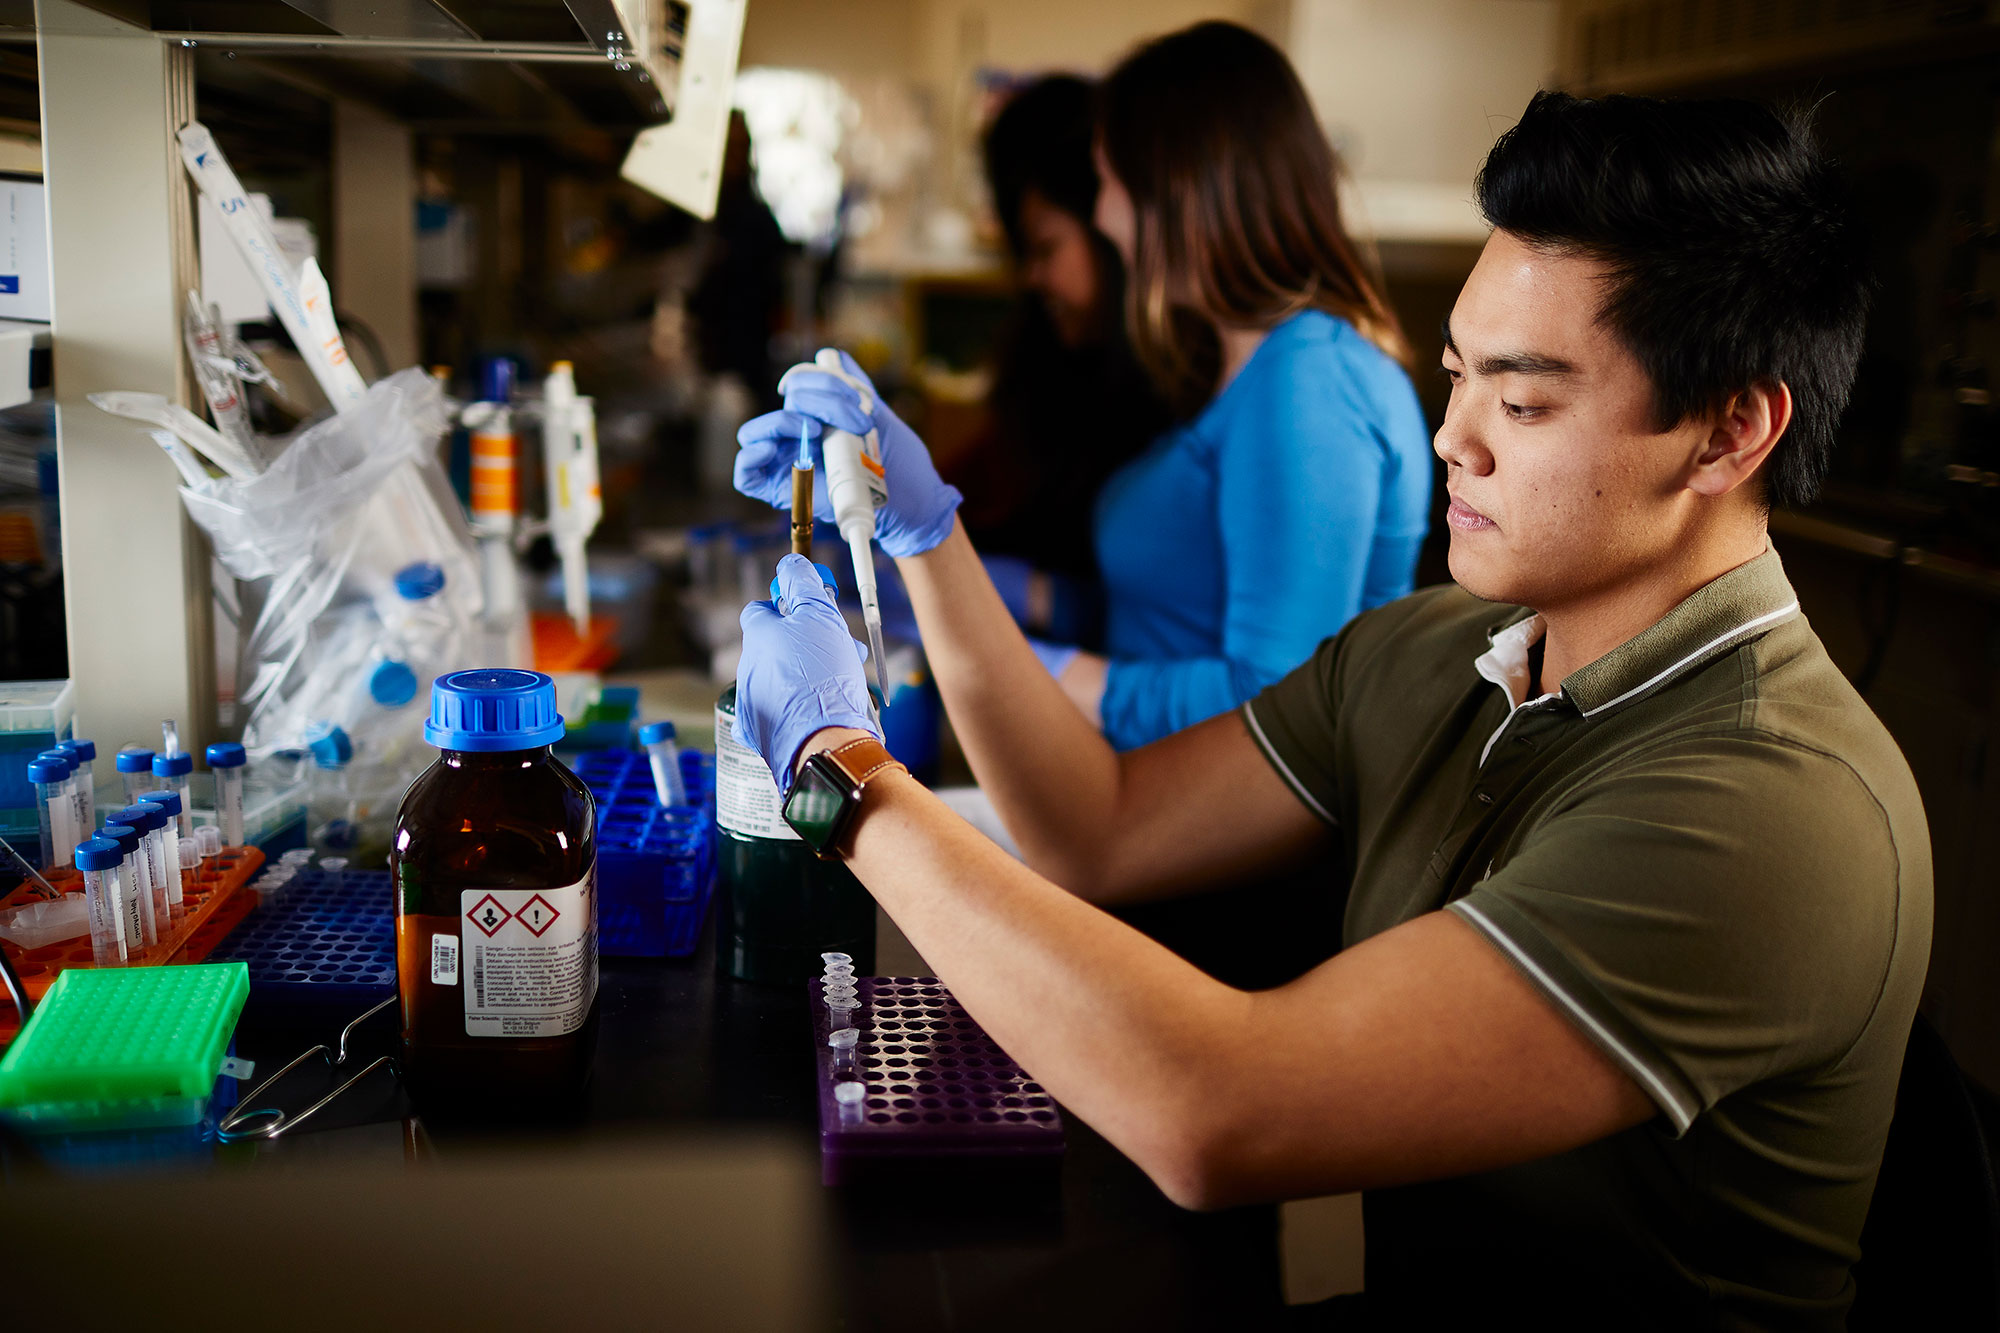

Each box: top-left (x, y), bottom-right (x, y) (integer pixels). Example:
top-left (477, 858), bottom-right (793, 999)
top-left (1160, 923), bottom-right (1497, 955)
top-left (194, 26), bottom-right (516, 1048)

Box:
top-left (431, 932), bottom-right (459, 985)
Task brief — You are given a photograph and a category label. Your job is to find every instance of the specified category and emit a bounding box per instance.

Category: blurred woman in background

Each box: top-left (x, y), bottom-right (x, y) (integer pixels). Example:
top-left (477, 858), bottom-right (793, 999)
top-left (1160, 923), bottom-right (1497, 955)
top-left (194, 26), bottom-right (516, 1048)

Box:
top-left (943, 75), bottom-right (1173, 648)
top-left (1061, 21), bottom-right (1433, 747)
top-left (747, 21), bottom-right (1431, 752)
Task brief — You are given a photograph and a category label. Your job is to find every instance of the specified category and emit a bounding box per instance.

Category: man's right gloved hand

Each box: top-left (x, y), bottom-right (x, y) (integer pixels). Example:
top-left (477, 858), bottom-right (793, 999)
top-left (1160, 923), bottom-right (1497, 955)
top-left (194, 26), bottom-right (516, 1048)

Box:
top-left (733, 348), bottom-right (962, 559)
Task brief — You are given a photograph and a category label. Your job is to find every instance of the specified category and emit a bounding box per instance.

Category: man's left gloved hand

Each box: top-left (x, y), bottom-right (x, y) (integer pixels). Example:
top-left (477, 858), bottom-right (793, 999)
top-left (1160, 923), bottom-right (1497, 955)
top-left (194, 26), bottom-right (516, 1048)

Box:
top-left (736, 554), bottom-right (881, 793)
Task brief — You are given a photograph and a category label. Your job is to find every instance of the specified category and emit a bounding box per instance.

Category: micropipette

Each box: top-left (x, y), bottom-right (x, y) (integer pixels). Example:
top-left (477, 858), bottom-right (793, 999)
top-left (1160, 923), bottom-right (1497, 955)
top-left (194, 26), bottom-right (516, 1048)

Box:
top-left (542, 361), bottom-right (603, 635)
top-left (778, 349), bottom-right (891, 703)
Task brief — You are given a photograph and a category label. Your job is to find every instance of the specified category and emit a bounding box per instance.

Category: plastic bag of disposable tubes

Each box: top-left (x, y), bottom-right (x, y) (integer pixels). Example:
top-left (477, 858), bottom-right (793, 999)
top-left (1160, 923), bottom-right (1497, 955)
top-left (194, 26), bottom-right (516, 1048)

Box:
top-left (174, 368), bottom-right (481, 761)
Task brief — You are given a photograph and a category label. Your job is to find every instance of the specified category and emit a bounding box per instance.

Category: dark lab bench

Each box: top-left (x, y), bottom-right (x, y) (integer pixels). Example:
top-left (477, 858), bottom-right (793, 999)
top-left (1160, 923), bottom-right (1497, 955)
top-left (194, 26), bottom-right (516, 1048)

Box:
top-left (5, 908), bottom-right (1287, 1331)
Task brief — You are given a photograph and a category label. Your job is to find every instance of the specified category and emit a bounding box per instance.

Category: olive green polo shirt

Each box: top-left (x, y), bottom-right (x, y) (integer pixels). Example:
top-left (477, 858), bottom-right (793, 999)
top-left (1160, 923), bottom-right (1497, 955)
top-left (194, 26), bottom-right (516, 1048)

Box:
top-left (1244, 547), bottom-right (1931, 1329)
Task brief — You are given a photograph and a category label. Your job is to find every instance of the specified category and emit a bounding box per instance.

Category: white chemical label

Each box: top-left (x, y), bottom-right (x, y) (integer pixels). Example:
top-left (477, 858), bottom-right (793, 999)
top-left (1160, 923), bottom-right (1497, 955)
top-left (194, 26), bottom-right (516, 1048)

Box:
top-left (430, 932), bottom-right (459, 985)
top-left (460, 868), bottom-right (597, 1039)
top-left (715, 704), bottom-right (800, 841)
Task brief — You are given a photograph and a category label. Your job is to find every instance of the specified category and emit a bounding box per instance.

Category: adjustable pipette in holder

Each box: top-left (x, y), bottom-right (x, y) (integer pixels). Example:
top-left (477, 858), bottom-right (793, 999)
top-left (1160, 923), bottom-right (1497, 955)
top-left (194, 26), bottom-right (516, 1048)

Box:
top-left (780, 349), bottom-right (891, 704)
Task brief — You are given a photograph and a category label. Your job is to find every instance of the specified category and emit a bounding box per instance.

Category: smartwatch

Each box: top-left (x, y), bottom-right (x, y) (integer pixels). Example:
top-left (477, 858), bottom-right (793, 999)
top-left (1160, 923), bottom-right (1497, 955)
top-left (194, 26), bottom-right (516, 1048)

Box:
top-left (782, 737), bottom-right (907, 859)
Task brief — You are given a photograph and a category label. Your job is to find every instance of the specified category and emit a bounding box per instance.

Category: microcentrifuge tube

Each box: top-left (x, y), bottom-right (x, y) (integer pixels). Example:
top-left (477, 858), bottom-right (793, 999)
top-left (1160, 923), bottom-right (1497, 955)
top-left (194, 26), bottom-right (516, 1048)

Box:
top-left (820, 952), bottom-right (852, 968)
top-left (833, 1081), bottom-right (866, 1120)
top-left (322, 856), bottom-right (347, 890)
top-left (195, 824), bottom-right (224, 861)
top-left (179, 838), bottom-right (201, 886)
top-left (828, 1028), bottom-right (859, 1049)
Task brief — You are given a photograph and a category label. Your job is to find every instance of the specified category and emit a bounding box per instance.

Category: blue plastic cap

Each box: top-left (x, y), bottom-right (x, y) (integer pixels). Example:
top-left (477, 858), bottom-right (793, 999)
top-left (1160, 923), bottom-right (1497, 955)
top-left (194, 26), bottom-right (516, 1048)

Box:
top-left (60, 739), bottom-right (96, 761)
top-left (27, 757), bottom-right (66, 783)
top-left (306, 724), bottom-right (353, 769)
top-left (115, 748), bottom-right (155, 773)
top-left (425, 668), bottom-right (565, 752)
top-left (639, 720), bottom-right (677, 745)
top-left (206, 741), bottom-right (246, 769)
top-left (98, 823), bottom-right (139, 855)
top-left (394, 561), bottom-right (446, 601)
top-left (477, 356), bottom-right (515, 404)
top-left (153, 751), bottom-right (194, 777)
top-left (139, 788), bottom-right (183, 817)
top-left (75, 837), bottom-right (123, 872)
top-left (34, 749), bottom-right (72, 773)
top-left (113, 802), bottom-right (165, 833)
top-left (369, 659), bottom-right (419, 708)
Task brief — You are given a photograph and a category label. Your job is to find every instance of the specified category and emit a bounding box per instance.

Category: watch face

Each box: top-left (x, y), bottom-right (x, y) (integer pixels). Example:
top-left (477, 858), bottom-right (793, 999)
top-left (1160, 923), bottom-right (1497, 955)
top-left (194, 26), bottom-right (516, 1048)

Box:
top-left (784, 756), bottom-right (851, 853)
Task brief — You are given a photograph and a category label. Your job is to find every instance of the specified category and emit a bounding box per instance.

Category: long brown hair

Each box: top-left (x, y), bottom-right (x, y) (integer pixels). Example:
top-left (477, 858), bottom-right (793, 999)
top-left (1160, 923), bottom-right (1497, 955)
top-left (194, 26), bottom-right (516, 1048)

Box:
top-left (1098, 22), bottom-right (1410, 416)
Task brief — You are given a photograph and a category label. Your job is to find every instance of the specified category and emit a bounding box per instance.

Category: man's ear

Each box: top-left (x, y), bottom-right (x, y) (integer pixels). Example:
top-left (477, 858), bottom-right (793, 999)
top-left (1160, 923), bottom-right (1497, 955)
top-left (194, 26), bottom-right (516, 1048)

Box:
top-left (1688, 380), bottom-right (1791, 499)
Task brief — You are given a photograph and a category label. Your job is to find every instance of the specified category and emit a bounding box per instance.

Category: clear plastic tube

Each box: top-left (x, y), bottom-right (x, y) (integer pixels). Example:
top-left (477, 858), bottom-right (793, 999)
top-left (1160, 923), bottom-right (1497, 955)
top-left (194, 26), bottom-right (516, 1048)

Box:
top-left (218, 766), bottom-right (244, 847)
top-left (103, 824), bottom-right (157, 948)
top-left (82, 863), bottom-right (127, 965)
top-left (117, 747), bottom-right (155, 808)
top-left (641, 722), bottom-right (687, 807)
top-left (33, 777), bottom-right (61, 871)
top-left (196, 824), bottom-right (224, 861)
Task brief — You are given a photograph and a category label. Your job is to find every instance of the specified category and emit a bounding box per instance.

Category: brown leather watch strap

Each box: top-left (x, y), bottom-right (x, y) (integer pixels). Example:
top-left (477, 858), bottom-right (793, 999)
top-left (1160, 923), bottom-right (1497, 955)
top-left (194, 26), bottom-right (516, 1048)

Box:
top-left (824, 737), bottom-right (906, 788)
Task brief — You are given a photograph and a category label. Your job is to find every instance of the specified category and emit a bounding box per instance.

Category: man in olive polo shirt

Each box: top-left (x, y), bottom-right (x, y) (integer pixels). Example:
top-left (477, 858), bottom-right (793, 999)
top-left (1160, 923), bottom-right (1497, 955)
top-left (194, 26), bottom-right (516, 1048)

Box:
top-left (727, 90), bottom-right (1929, 1327)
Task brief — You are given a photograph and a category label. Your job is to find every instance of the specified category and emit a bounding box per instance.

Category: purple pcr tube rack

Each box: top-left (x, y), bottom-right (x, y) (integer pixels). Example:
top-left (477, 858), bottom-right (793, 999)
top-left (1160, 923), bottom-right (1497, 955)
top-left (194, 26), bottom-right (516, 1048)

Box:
top-left (810, 976), bottom-right (1065, 1186)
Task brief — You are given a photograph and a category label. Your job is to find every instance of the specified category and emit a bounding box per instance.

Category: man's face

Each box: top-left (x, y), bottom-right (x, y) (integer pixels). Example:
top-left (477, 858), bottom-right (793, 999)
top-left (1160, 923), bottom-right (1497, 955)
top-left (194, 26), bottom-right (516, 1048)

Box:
top-left (1436, 230), bottom-right (1716, 614)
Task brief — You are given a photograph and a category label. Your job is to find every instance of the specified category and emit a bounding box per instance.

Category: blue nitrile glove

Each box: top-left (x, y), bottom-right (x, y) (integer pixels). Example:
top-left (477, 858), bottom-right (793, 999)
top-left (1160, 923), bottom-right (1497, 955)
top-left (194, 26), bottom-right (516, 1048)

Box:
top-left (1027, 636), bottom-right (1080, 679)
top-left (733, 349), bottom-right (962, 558)
top-left (737, 554), bottom-right (882, 793)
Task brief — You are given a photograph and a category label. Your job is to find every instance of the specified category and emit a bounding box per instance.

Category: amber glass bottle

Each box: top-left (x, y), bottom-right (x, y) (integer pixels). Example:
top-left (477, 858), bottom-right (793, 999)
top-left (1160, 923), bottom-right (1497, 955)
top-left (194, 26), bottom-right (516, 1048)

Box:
top-left (392, 668), bottom-right (598, 1112)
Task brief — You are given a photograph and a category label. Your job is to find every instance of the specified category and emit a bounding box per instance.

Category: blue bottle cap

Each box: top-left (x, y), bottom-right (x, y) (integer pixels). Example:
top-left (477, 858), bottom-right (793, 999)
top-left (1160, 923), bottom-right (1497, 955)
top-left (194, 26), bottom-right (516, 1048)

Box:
top-left (115, 748), bottom-right (155, 774)
top-left (369, 659), bottom-right (419, 708)
top-left (425, 668), bottom-right (565, 752)
top-left (61, 739), bottom-right (96, 761)
top-left (35, 749), bottom-right (72, 773)
top-left (305, 723), bottom-right (353, 770)
top-left (74, 837), bottom-right (123, 872)
top-left (394, 562), bottom-right (446, 601)
top-left (139, 788), bottom-right (183, 817)
top-left (27, 757), bottom-right (66, 783)
top-left (206, 742), bottom-right (246, 769)
top-left (112, 802), bottom-right (165, 833)
top-left (477, 356), bottom-right (515, 404)
top-left (153, 751), bottom-right (194, 777)
top-left (99, 823), bottom-right (140, 856)
top-left (639, 720), bottom-right (677, 745)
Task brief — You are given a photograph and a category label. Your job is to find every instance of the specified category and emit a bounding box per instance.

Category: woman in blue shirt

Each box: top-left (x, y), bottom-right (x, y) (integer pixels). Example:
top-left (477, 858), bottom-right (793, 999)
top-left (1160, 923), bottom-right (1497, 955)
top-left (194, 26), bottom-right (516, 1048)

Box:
top-left (1060, 22), bottom-right (1432, 748)
top-left (738, 22), bottom-right (1430, 750)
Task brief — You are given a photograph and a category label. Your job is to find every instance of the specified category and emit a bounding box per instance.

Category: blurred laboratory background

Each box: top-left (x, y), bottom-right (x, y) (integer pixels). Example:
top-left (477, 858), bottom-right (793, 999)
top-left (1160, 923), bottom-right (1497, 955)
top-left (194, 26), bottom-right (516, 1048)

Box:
top-left (4, 0), bottom-right (2000, 1170)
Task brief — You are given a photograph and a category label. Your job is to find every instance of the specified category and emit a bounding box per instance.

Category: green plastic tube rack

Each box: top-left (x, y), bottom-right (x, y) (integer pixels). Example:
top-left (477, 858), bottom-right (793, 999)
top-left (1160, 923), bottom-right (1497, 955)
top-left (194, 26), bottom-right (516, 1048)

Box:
top-left (0, 963), bottom-right (249, 1111)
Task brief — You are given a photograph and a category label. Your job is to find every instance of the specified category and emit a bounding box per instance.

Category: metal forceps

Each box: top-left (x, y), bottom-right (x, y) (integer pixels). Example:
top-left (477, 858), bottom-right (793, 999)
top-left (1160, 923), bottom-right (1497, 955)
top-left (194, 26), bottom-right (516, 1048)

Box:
top-left (218, 997), bottom-right (399, 1141)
